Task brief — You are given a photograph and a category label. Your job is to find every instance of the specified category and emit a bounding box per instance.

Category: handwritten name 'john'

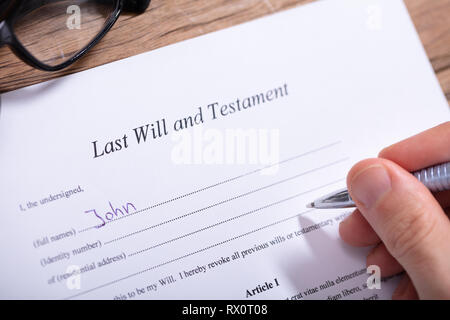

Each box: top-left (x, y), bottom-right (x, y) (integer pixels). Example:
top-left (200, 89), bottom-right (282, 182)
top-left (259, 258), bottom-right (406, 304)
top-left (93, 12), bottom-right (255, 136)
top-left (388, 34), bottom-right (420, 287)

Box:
top-left (85, 201), bottom-right (137, 228)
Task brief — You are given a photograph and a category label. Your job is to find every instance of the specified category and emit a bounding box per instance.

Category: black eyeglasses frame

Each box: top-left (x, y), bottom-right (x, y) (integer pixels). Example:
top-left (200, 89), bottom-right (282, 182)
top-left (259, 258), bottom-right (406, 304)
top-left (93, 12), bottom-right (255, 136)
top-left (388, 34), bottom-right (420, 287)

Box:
top-left (0, 0), bottom-right (124, 72)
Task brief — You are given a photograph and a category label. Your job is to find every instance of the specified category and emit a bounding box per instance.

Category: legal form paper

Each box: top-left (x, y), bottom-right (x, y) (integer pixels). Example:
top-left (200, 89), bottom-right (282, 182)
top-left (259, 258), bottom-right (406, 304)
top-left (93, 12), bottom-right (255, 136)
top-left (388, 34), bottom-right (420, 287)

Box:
top-left (0, 0), bottom-right (449, 299)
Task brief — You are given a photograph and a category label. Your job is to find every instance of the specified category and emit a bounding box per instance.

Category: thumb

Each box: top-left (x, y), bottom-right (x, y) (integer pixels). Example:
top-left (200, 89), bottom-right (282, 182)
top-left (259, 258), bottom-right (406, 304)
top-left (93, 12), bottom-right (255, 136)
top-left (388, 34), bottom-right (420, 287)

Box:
top-left (347, 158), bottom-right (450, 299)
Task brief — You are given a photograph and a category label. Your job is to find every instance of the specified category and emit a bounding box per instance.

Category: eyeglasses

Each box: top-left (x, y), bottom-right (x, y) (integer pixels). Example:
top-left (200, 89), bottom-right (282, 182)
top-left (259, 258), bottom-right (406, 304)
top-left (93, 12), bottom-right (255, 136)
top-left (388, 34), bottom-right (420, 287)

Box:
top-left (0, 0), bottom-right (151, 71)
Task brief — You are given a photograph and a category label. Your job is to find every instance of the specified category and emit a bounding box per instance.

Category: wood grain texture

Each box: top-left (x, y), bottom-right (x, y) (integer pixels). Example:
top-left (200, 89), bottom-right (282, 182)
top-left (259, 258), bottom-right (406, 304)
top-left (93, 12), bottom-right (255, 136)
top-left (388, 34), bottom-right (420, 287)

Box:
top-left (0, 0), bottom-right (449, 103)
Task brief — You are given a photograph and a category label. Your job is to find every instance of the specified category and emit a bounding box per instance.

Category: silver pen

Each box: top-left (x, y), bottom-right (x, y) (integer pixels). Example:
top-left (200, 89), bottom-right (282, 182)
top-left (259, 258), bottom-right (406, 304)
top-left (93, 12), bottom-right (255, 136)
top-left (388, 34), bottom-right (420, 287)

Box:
top-left (307, 161), bottom-right (450, 209)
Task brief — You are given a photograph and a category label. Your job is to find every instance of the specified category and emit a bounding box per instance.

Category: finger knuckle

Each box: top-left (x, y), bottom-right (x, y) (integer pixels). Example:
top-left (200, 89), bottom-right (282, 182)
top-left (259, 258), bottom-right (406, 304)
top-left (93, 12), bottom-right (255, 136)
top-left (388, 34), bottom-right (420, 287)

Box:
top-left (383, 204), bottom-right (437, 262)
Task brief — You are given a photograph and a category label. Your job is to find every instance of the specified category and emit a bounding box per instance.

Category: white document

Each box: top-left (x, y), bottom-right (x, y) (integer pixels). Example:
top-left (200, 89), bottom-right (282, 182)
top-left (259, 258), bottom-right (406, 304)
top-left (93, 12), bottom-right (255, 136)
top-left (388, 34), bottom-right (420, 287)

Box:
top-left (0, 0), bottom-right (448, 299)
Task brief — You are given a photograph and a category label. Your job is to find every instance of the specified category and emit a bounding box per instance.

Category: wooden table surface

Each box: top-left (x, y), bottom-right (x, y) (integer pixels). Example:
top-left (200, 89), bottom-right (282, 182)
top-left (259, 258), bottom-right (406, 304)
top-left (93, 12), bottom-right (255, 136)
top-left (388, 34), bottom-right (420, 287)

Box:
top-left (0, 0), bottom-right (449, 103)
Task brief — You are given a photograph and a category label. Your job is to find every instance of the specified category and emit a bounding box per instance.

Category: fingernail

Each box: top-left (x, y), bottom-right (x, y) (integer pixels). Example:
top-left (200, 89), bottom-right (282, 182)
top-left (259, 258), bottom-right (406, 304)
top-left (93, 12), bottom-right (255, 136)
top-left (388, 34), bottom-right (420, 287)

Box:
top-left (339, 216), bottom-right (348, 227)
top-left (350, 165), bottom-right (391, 209)
top-left (339, 210), bottom-right (355, 227)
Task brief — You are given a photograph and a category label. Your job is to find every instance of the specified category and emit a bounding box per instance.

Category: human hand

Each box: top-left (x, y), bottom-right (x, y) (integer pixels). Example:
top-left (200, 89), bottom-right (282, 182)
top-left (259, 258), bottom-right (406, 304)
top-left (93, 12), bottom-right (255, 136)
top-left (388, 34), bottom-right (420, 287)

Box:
top-left (339, 121), bottom-right (450, 299)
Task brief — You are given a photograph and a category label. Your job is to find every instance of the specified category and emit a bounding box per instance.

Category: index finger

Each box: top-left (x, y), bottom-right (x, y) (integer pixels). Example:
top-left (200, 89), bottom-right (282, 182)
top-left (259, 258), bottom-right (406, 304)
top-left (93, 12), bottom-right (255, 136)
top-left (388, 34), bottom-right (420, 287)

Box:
top-left (379, 121), bottom-right (450, 172)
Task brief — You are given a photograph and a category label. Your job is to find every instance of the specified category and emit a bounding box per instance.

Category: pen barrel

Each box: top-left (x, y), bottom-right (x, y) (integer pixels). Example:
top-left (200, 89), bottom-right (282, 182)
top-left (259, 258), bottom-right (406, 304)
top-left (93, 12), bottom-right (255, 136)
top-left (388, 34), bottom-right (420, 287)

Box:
top-left (413, 162), bottom-right (450, 192)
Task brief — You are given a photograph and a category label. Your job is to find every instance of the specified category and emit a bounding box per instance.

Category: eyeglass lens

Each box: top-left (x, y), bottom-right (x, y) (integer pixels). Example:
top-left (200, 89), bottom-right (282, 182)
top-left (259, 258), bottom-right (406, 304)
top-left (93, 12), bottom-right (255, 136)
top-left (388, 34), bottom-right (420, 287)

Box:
top-left (13, 0), bottom-right (116, 67)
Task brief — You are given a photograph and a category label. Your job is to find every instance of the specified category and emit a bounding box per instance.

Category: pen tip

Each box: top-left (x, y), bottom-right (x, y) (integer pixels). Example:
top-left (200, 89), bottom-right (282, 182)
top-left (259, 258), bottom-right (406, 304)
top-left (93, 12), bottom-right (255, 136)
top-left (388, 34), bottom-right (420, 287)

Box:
top-left (306, 202), bottom-right (315, 208)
